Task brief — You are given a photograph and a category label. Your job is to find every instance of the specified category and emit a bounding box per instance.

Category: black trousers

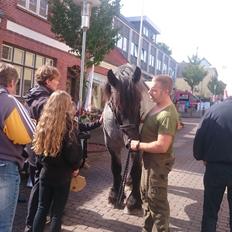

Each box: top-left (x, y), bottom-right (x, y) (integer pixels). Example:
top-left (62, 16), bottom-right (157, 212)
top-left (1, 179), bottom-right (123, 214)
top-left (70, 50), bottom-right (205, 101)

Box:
top-left (201, 163), bottom-right (232, 232)
top-left (25, 166), bottom-right (41, 232)
top-left (32, 179), bottom-right (70, 232)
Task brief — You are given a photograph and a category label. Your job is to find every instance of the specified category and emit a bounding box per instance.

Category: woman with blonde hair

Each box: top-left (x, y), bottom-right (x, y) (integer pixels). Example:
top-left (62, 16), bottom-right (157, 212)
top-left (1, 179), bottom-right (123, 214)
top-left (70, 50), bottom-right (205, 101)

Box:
top-left (32, 90), bottom-right (83, 232)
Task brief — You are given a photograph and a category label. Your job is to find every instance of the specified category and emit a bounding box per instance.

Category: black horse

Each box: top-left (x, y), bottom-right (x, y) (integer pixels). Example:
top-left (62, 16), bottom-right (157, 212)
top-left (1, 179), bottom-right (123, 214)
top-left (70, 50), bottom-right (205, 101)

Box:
top-left (102, 64), bottom-right (144, 214)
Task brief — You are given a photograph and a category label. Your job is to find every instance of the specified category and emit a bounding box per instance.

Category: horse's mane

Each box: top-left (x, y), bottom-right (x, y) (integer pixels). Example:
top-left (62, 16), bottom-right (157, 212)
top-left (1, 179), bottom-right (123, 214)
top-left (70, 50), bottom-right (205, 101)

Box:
top-left (104, 64), bottom-right (142, 121)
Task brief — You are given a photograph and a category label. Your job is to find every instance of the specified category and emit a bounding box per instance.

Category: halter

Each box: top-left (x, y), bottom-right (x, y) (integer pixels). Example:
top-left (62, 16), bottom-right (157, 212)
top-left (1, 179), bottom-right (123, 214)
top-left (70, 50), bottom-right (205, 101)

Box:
top-left (108, 100), bottom-right (139, 136)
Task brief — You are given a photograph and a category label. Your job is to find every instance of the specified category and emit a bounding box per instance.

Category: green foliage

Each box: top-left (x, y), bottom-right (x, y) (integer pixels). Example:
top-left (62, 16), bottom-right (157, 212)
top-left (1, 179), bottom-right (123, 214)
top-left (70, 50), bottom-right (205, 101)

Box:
top-left (156, 42), bottom-right (172, 55)
top-left (49, 0), bottom-right (121, 67)
top-left (208, 78), bottom-right (226, 95)
top-left (182, 55), bottom-right (207, 92)
top-left (187, 54), bottom-right (201, 65)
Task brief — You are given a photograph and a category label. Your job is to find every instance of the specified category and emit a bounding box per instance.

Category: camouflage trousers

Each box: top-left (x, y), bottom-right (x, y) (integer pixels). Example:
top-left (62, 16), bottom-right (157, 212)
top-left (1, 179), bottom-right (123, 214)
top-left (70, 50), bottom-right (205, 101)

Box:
top-left (141, 155), bottom-right (174, 232)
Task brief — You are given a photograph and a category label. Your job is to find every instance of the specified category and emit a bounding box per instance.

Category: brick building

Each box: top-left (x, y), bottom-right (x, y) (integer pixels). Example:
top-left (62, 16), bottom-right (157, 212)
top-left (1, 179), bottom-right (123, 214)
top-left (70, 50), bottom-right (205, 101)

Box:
top-left (0, 1), bottom-right (110, 107)
top-left (0, 1), bottom-right (178, 110)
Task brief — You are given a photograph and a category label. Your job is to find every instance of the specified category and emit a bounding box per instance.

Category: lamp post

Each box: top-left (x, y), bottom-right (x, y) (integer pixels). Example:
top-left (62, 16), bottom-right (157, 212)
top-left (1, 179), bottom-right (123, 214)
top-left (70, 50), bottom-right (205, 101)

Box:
top-left (73, 0), bottom-right (101, 109)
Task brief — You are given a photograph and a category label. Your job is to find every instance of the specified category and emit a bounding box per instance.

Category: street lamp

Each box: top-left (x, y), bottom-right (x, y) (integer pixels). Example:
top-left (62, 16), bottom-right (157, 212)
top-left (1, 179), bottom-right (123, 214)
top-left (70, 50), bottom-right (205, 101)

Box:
top-left (73, 0), bottom-right (101, 109)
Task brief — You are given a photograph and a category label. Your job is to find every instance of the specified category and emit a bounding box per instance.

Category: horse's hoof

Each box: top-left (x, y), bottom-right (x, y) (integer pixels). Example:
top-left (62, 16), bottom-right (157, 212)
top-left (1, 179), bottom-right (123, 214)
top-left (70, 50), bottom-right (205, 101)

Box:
top-left (123, 206), bottom-right (143, 216)
top-left (114, 202), bottom-right (125, 209)
top-left (108, 188), bottom-right (117, 205)
top-left (108, 188), bottom-right (126, 206)
top-left (108, 196), bottom-right (116, 205)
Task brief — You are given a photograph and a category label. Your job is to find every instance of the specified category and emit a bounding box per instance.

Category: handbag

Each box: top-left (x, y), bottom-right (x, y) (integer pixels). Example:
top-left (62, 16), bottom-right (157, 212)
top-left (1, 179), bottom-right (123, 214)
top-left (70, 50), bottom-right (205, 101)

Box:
top-left (70, 175), bottom-right (86, 192)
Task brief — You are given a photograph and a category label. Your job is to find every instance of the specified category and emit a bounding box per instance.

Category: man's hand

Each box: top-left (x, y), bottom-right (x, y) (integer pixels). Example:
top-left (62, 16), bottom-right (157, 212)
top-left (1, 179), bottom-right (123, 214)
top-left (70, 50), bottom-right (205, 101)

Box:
top-left (130, 140), bottom-right (140, 151)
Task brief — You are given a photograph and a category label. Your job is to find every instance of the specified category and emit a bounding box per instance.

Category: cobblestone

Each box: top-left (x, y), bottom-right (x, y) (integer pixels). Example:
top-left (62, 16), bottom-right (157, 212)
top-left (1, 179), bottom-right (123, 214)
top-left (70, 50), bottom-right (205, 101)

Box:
top-left (13, 118), bottom-right (230, 231)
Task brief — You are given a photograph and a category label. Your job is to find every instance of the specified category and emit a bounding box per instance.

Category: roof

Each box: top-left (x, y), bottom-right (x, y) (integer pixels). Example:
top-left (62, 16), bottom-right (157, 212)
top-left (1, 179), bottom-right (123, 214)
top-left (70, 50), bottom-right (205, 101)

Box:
top-left (126, 16), bottom-right (161, 35)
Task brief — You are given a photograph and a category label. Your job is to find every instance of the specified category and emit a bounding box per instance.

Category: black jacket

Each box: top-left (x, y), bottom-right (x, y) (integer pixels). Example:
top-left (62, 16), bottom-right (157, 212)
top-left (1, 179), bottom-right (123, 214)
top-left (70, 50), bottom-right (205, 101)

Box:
top-left (23, 85), bottom-right (52, 165)
top-left (193, 98), bottom-right (232, 163)
top-left (39, 130), bottom-right (83, 184)
top-left (24, 85), bottom-right (52, 121)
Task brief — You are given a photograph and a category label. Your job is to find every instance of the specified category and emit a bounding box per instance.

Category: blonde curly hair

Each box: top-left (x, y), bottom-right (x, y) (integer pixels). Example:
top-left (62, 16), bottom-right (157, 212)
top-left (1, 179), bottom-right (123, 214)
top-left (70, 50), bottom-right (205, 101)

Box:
top-left (33, 90), bottom-right (76, 157)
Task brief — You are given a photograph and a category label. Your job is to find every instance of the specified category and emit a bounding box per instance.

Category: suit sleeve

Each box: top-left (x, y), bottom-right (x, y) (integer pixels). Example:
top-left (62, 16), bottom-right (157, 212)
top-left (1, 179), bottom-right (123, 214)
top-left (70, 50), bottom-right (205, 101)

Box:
top-left (3, 97), bottom-right (35, 145)
top-left (193, 118), bottom-right (208, 160)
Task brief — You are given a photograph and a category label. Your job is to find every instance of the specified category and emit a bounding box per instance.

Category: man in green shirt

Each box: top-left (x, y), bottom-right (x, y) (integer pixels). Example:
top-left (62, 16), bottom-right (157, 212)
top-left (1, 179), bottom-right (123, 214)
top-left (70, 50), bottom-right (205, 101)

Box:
top-left (131, 75), bottom-right (178, 232)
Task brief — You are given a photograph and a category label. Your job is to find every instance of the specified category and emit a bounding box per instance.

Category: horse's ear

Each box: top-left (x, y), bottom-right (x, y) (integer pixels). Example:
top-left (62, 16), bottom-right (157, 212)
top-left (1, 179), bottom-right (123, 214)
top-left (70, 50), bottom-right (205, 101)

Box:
top-left (107, 69), bottom-right (119, 88)
top-left (132, 67), bottom-right (141, 83)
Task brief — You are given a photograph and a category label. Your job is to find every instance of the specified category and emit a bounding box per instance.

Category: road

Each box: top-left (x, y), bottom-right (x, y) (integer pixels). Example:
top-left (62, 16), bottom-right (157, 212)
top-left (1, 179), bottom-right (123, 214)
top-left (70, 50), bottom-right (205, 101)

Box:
top-left (13, 118), bottom-right (230, 232)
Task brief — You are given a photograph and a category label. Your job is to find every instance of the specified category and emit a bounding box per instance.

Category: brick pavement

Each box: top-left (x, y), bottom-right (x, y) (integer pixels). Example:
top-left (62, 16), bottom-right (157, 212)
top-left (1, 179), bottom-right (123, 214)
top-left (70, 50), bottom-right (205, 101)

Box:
top-left (13, 118), bottom-right (231, 232)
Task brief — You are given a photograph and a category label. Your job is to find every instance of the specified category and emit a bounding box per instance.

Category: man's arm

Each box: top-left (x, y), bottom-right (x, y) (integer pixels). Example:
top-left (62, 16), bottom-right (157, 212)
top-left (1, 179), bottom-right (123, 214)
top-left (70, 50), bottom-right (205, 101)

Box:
top-left (131, 134), bottom-right (173, 154)
top-left (3, 97), bottom-right (35, 145)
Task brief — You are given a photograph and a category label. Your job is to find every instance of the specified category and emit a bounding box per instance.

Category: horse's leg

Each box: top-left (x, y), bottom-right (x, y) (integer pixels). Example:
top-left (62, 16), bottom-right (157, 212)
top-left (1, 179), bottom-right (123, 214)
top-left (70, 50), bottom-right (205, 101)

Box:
top-left (126, 152), bottom-right (143, 213)
top-left (107, 147), bottom-right (124, 206)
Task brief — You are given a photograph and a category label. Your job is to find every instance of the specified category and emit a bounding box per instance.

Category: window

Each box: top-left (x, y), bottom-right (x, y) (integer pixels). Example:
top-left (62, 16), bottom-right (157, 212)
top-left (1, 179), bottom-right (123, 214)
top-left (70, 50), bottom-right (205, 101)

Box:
top-left (18, 0), bottom-right (26, 7)
top-left (1, 44), bottom-right (55, 96)
top-left (2, 45), bottom-right (13, 61)
top-left (131, 42), bottom-right (138, 57)
top-left (18, 0), bottom-right (48, 18)
top-left (163, 63), bottom-right (167, 73)
top-left (13, 48), bottom-right (24, 65)
top-left (156, 59), bottom-right (161, 71)
top-left (29, 0), bottom-right (37, 12)
top-left (143, 26), bottom-right (149, 37)
top-left (117, 37), bottom-right (123, 50)
top-left (122, 37), bottom-right (127, 52)
top-left (39, 0), bottom-right (48, 17)
top-left (116, 34), bottom-right (128, 52)
top-left (141, 48), bottom-right (147, 62)
top-left (149, 54), bottom-right (155, 67)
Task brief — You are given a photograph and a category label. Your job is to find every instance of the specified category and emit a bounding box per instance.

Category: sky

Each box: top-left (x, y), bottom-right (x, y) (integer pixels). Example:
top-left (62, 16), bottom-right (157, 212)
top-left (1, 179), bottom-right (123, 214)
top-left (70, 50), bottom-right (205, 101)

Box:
top-left (121, 0), bottom-right (232, 86)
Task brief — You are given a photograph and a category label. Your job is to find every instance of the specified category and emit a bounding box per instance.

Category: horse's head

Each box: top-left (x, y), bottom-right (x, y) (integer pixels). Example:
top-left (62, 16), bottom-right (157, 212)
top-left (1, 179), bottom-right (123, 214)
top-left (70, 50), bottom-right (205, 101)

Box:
top-left (104, 64), bottom-right (142, 141)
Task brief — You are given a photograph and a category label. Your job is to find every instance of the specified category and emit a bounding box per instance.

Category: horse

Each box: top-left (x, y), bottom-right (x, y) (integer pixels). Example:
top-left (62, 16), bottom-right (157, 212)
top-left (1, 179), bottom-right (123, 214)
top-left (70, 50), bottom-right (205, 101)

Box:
top-left (102, 64), bottom-right (152, 214)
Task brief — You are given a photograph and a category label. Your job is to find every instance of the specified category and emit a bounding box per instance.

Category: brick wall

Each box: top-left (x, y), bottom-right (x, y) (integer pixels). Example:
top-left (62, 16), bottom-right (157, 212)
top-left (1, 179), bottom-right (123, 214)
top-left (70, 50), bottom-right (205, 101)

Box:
top-left (0, 0), bottom-right (108, 91)
top-left (1, 0), bottom-right (55, 38)
top-left (1, 29), bottom-right (80, 89)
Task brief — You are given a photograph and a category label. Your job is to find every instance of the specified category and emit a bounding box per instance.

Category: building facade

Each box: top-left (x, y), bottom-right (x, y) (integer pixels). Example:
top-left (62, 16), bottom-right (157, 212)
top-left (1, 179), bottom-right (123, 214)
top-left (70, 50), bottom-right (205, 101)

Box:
top-left (176, 58), bottom-right (218, 98)
top-left (114, 15), bottom-right (178, 81)
top-left (0, 1), bottom-right (178, 111)
top-left (0, 0), bottom-right (110, 107)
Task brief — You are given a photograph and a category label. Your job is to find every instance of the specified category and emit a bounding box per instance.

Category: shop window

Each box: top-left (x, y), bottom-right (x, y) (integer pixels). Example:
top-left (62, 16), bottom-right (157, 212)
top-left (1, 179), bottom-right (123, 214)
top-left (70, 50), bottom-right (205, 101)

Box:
top-left (25, 52), bottom-right (35, 67)
top-left (45, 58), bottom-right (53, 66)
top-left (13, 48), bottom-right (24, 65)
top-left (35, 55), bottom-right (45, 68)
top-left (2, 45), bottom-right (13, 61)
top-left (24, 68), bottom-right (33, 95)
top-left (14, 65), bottom-right (23, 95)
top-left (1, 44), bottom-right (55, 96)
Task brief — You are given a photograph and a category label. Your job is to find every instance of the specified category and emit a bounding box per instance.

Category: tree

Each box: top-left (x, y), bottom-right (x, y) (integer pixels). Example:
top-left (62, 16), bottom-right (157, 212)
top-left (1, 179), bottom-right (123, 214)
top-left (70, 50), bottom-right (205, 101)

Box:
top-left (49, 0), bottom-right (121, 67)
top-left (156, 42), bottom-right (172, 55)
top-left (182, 55), bottom-right (207, 93)
top-left (208, 78), bottom-right (226, 96)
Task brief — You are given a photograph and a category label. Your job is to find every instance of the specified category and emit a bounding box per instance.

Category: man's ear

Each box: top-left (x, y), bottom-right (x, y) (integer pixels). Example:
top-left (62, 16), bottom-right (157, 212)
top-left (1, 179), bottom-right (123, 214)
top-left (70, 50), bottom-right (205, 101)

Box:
top-left (107, 70), bottom-right (119, 89)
